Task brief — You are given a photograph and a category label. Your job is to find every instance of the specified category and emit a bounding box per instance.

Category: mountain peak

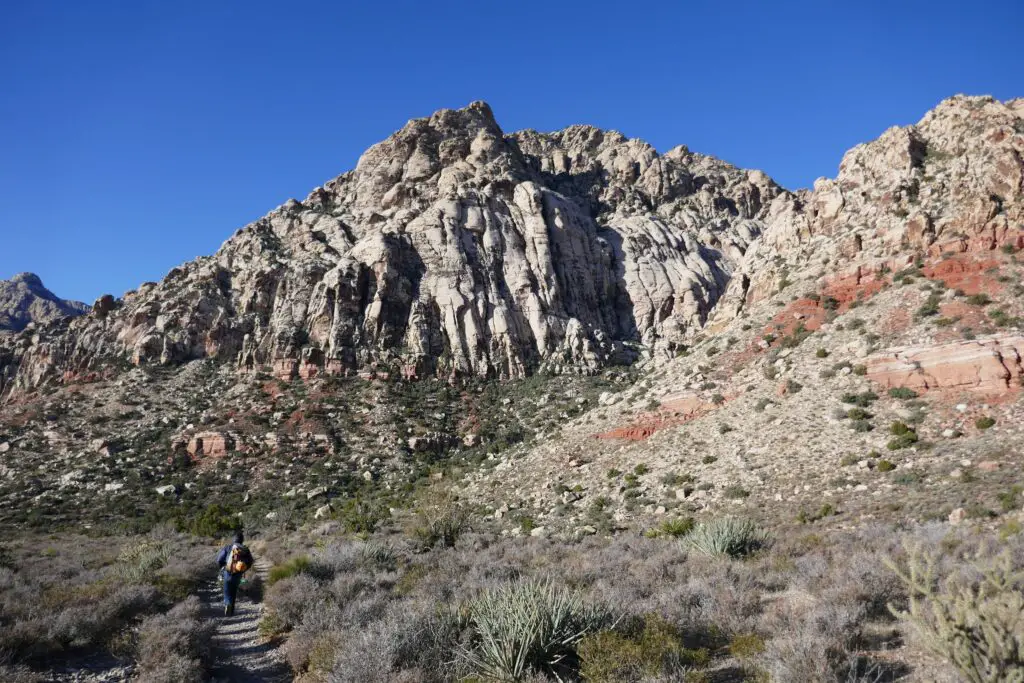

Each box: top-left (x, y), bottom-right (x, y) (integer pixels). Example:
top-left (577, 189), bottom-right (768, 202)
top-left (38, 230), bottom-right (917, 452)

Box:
top-left (0, 273), bottom-right (87, 332)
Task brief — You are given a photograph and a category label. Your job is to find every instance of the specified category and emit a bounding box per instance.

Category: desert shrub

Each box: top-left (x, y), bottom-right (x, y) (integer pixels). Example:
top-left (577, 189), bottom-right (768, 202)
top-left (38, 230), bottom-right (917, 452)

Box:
top-left (841, 391), bottom-right (878, 407)
top-left (877, 460), bottom-right (896, 473)
top-left (685, 518), bottom-right (769, 559)
top-left (998, 486), bottom-right (1023, 513)
top-left (816, 348), bottom-right (830, 358)
top-left (975, 416), bottom-right (996, 430)
top-left (852, 364), bottom-right (868, 376)
top-left (887, 545), bottom-right (1024, 682)
top-left (887, 422), bottom-right (919, 450)
top-left (413, 500), bottom-right (471, 549)
top-left (723, 485), bottom-right (750, 500)
top-left (462, 577), bottom-right (614, 681)
top-left (115, 540), bottom-right (170, 584)
top-left (135, 596), bottom-right (213, 683)
top-left (966, 293), bottom-right (992, 306)
top-left (328, 602), bottom-right (467, 682)
top-left (846, 407), bottom-right (872, 420)
top-left (917, 293), bottom-right (942, 317)
top-left (268, 555), bottom-right (311, 586)
top-left (180, 504), bottom-right (238, 538)
top-left (888, 387), bottom-right (919, 400)
top-left (578, 614), bottom-right (709, 682)
top-left (263, 573), bottom-right (320, 633)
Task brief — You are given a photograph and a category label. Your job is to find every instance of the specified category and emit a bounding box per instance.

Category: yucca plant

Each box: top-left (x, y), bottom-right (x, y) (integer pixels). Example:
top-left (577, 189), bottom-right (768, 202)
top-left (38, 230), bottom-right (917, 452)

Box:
top-left (684, 517), bottom-right (770, 559)
top-left (462, 578), bottom-right (615, 681)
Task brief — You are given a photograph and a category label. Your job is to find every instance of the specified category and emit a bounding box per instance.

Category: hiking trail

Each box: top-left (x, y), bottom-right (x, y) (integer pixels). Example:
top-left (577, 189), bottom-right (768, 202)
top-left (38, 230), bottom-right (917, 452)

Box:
top-left (204, 556), bottom-right (291, 683)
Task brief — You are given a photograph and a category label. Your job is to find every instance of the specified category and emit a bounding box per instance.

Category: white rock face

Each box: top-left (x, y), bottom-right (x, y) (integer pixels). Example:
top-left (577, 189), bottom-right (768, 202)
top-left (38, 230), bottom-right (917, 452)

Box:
top-left (1, 101), bottom-right (781, 391)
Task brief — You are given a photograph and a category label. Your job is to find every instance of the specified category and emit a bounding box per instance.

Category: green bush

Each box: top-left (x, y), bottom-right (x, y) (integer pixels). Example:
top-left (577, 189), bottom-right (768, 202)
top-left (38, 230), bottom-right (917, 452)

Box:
top-left (578, 614), bottom-right (709, 682)
top-left (917, 293), bottom-right (942, 317)
top-left (965, 293), bottom-right (993, 306)
top-left (685, 517), bottom-right (769, 559)
top-left (846, 407), bottom-right (872, 420)
top-left (877, 460), bottom-right (896, 472)
top-left (841, 391), bottom-right (878, 407)
top-left (179, 504), bottom-right (238, 538)
top-left (267, 556), bottom-right (311, 586)
top-left (462, 578), bottom-right (614, 681)
top-left (888, 387), bottom-right (919, 400)
top-left (888, 422), bottom-right (919, 450)
top-left (976, 416), bottom-right (996, 430)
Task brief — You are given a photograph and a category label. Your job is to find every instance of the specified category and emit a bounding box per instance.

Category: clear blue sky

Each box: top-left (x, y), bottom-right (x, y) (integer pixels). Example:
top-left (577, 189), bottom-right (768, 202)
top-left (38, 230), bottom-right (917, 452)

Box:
top-left (1, 1), bottom-right (1021, 302)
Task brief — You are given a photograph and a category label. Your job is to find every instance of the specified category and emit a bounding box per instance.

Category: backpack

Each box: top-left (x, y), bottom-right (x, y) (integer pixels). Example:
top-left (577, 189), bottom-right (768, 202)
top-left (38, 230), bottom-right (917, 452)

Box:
top-left (227, 544), bottom-right (251, 574)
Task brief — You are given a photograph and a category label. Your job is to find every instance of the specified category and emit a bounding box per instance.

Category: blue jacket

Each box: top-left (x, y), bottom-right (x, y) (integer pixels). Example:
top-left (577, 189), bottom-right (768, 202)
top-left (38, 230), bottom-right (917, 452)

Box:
top-left (216, 543), bottom-right (254, 575)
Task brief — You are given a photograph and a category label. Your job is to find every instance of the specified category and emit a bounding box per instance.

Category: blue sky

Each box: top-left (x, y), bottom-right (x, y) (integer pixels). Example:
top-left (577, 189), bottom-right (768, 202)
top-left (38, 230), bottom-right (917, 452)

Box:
top-left (1, 1), bottom-right (1021, 302)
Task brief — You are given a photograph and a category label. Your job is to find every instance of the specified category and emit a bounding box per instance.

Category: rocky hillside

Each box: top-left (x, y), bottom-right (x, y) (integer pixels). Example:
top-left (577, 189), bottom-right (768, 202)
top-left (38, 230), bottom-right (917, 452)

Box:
top-left (0, 102), bottom-right (782, 398)
top-left (458, 95), bottom-right (1024, 537)
top-left (0, 272), bottom-right (87, 333)
top-left (0, 95), bottom-right (1022, 537)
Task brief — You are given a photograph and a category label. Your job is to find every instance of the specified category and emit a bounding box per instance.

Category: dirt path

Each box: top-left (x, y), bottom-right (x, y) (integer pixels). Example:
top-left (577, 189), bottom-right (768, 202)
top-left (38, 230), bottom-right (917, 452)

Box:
top-left (204, 558), bottom-right (291, 683)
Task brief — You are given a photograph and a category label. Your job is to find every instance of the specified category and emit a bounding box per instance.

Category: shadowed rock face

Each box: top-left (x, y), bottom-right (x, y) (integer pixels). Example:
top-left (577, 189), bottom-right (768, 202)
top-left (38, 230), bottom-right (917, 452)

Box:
top-left (0, 273), bottom-right (87, 333)
top-left (0, 101), bottom-right (782, 393)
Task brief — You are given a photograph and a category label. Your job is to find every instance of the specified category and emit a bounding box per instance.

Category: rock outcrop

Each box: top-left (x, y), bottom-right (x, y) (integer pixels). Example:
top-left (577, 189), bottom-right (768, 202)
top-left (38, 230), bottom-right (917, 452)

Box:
top-left (0, 273), bottom-right (87, 332)
top-left (713, 95), bottom-right (1024, 322)
top-left (2, 95), bottom-right (1022, 398)
top-left (0, 102), bottom-right (781, 395)
top-left (866, 335), bottom-right (1024, 396)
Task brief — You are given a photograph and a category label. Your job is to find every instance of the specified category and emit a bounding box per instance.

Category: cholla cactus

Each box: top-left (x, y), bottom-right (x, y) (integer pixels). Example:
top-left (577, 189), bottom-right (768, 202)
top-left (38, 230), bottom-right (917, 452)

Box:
top-left (462, 578), bottom-right (614, 682)
top-left (684, 517), bottom-right (770, 559)
top-left (886, 544), bottom-right (1024, 683)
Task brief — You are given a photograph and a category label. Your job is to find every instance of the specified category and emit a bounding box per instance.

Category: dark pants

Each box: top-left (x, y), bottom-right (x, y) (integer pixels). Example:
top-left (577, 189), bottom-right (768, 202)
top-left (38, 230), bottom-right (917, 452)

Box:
top-left (223, 570), bottom-right (242, 606)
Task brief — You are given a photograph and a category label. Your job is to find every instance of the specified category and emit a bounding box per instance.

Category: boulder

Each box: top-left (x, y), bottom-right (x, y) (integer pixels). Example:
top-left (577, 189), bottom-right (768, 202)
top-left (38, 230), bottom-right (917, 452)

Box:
top-left (186, 431), bottom-right (234, 458)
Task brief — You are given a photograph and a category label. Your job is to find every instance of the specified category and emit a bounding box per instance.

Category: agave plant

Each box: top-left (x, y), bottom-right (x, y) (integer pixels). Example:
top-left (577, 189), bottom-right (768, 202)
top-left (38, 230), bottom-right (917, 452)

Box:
top-left (684, 517), bottom-right (770, 559)
top-left (462, 577), bottom-right (615, 681)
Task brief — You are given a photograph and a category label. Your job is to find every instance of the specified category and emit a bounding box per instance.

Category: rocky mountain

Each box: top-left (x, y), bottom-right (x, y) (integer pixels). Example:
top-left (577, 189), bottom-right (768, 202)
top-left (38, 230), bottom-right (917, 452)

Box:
top-left (0, 101), bottom-right (782, 397)
top-left (0, 94), bottom-right (1022, 539)
top-left (0, 272), bottom-right (87, 333)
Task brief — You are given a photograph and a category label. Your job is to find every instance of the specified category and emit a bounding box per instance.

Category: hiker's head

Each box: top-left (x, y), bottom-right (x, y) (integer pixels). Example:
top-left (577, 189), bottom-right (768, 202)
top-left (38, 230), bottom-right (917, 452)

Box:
top-left (233, 530), bottom-right (244, 545)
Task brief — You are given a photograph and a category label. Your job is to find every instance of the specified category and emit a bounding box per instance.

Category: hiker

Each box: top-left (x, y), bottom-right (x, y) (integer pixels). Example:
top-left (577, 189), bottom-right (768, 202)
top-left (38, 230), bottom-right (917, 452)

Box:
top-left (216, 530), bottom-right (253, 616)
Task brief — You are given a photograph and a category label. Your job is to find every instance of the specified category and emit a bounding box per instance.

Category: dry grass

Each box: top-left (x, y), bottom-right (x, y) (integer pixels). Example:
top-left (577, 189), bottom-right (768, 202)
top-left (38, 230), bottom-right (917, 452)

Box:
top-left (251, 522), bottom-right (1023, 682)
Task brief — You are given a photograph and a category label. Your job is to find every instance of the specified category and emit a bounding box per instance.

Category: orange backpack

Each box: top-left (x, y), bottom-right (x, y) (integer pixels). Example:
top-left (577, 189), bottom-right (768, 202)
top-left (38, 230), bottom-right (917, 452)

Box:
top-left (228, 544), bottom-right (251, 574)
